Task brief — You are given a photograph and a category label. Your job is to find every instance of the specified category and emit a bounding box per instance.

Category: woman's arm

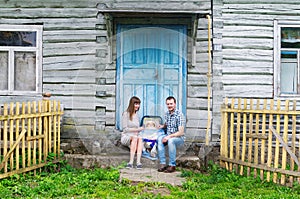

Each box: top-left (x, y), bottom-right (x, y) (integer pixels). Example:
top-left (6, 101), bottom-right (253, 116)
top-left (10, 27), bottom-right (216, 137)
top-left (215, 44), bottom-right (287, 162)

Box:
top-left (122, 112), bottom-right (143, 133)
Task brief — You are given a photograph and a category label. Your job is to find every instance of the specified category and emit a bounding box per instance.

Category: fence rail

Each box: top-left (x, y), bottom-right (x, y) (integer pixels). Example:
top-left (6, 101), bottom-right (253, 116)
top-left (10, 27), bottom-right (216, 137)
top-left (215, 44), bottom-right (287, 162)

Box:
top-left (220, 98), bottom-right (300, 187)
top-left (0, 99), bottom-right (63, 179)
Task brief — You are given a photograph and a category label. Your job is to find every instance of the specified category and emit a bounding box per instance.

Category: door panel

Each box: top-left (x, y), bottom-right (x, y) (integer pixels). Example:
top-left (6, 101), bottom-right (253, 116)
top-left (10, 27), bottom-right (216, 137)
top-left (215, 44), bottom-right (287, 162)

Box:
top-left (116, 25), bottom-right (187, 129)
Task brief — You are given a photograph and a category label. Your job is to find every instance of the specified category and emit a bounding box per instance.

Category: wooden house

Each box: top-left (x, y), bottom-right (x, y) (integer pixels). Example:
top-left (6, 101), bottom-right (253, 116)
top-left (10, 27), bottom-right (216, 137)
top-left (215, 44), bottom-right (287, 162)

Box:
top-left (1, 0), bottom-right (300, 154)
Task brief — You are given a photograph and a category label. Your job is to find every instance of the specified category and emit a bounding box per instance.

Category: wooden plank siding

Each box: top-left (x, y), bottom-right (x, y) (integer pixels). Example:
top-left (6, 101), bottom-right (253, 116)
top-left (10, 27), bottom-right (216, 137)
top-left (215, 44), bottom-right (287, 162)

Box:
top-left (187, 16), bottom-right (212, 141)
top-left (222, 1), bottom-right (300, 99)
top-left (208, 1), bottom-right (300, 142)
top-left (0, 0), bottom-right (213, 152)
top-left (0, 1), bottom-right (100, 140)
top-left (3, 0), bottom-right (300, 151)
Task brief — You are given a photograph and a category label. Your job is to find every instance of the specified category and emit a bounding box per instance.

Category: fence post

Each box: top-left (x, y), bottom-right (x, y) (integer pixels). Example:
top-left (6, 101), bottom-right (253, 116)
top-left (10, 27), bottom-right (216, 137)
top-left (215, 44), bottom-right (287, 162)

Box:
top-left (281, 100), bottom-right (289, 184)
top-left (57, 101), bottom-right (62, 158)
top-left (253, 99), bottom-right (259, 178)
top-left (240, 98), bottom-right (247, 176)
top-left (3, 104), bottom-right (8, 173)
top-left (27, 101), bottom-right (32, 167)
top-left (235, 98), bottom-right (241, 174)
top-left (220, 98), bottom-right (228, 168)
top-left (260, 99), bottom-right (267, 181)
top-left (266, 99), bottom-right (274, 182)
top-left (247, 99), bottom-right (254, 177)
top-left (273, 100), bottom-right (281, 183)
top-left (42, 99), bottom-right (49, 163)
top-left (9, 102), bottom-right (14, 172)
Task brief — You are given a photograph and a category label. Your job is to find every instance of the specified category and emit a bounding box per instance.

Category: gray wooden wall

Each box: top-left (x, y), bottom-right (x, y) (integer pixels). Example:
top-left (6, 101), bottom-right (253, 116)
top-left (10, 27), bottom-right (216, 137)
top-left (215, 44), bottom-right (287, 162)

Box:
top-left (210, 0), bottom-right (300, 142)
top-left (96, 0), bottom-right (212, 143)
top-left (221, 0), bottom-right (300, 98)
top-left (0, 0), bottom-right (100, 141)
top-left (5, 0), bottom-right (297, 147)
top-left (0, 0), bottom-right (214, 149)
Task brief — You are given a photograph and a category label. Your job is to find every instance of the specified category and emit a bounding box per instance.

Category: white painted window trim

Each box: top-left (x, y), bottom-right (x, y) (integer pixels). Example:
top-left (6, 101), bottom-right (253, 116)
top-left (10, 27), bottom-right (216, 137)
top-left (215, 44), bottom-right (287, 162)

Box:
top-left (0, 24), bottom-right (43, 96)
top-left (274, 20), bottom-right (300, 99)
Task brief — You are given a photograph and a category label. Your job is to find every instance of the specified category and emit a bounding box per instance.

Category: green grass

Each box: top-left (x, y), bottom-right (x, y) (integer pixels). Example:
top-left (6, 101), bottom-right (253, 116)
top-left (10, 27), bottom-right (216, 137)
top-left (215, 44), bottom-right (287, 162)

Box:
top-left (0, 162), bottom-right (300, 199)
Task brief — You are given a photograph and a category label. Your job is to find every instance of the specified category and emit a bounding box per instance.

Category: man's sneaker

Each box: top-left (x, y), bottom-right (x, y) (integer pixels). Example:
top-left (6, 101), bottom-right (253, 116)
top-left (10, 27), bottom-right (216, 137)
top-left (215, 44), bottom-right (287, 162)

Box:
top-left (136, 164), bottom-right (143, 170)
top-left (126, 163), bottom-right (133, 169)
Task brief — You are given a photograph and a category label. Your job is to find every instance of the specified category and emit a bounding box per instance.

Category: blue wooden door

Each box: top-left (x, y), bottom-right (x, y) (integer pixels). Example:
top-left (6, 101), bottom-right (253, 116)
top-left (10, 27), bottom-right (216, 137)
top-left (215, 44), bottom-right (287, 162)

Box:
top-left (116, 25), bottom-right (187, 129)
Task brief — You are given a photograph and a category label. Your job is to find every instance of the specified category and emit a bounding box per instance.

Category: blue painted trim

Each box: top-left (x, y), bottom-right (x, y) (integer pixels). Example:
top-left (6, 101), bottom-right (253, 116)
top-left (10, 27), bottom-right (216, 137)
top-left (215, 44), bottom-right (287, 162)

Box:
top-left (281, 51), bottom-right (297, 55)
top-left (181, 25), bottom-right (187, 116)
top-left (116, 24), bottom-right (122, 129)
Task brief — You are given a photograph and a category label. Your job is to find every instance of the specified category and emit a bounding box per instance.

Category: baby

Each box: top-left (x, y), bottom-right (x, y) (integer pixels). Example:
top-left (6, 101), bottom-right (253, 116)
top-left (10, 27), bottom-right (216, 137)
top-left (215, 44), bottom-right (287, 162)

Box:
top-left (140, 121), bottom-right (159, 137)
top-left (145, 120), bottom-right (157, 129)
top-left (140, 120), bottom-right (160, 158)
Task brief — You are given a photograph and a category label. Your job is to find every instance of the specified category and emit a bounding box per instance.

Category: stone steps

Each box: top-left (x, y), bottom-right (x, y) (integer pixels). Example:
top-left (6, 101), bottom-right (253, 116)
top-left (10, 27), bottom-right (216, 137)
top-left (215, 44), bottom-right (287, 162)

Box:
top-left (63, 153), bottom-right (201, 170)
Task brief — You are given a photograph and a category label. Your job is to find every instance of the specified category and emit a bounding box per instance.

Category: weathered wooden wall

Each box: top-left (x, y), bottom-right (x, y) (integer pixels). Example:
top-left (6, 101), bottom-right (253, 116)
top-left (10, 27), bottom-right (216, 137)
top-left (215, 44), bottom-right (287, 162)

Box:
top-left (0, 0), bottom-right (213, 153)
top-left (96, 0), bottom-right (212, 143)
top-left (221, 0), bottom-right (300, 98)
top-left (209, 0), bottom-right (300, 143)
top-left (0, 0), bottom-right (100, 146)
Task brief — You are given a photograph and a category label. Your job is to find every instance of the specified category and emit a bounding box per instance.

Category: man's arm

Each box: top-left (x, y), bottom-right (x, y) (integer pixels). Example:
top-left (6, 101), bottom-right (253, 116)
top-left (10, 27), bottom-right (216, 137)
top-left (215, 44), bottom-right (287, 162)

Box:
top-left (162, 126), bottom-right (184, 143)
top-left (166, 126), bottom-right (184, 138)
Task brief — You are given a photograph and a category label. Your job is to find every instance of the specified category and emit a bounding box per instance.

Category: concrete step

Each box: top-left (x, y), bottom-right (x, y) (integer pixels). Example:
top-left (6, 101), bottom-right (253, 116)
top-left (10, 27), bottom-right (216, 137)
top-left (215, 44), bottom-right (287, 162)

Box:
top-left (120, 167), bottom-right (186, 186)
top-left (63, 153), bottom-right (201, 170)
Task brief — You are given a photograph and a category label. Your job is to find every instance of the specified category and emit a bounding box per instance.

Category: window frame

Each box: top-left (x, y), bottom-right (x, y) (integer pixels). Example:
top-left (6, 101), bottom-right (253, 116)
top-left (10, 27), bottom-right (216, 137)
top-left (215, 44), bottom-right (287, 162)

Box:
top-left (274, 20), bottom-right (300, 99)
top-left (0, 24), bottom-right (43, 96)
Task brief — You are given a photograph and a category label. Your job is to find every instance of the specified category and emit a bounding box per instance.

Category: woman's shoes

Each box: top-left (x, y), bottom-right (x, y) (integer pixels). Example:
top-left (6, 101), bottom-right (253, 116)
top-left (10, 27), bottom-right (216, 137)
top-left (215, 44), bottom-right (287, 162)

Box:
top-left (136, 164), bottom-right (143, 170)
top-left (126, 163), bottom-right (143, 169)
top-left (126, 163), bottom-right (133, 169)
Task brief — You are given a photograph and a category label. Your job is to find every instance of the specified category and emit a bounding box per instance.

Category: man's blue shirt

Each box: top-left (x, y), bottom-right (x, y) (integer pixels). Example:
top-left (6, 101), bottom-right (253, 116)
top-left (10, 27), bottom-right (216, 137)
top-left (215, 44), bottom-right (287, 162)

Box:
top-left (164, 109), bottom-right (185, 138)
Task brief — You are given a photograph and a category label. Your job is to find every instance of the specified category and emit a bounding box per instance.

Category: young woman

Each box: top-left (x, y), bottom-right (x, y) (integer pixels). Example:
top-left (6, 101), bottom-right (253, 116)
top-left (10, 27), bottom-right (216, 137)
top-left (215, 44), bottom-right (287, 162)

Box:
top-left (121, 96), bottom-right (144, 169)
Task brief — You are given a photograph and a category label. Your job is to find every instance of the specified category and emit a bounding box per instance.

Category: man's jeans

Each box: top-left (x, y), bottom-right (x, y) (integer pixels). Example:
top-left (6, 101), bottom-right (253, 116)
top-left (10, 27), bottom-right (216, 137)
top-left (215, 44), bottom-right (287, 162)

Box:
top-left (157, 133), bottom-right (184, 166)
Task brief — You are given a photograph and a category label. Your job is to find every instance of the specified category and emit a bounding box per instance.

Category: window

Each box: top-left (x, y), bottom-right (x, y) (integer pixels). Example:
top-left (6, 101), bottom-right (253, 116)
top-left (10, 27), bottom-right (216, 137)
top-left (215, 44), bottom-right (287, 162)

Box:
top-left (0, 25), bottom-right (42, 95)
top-left (275, 21), bottom-right (300, 97)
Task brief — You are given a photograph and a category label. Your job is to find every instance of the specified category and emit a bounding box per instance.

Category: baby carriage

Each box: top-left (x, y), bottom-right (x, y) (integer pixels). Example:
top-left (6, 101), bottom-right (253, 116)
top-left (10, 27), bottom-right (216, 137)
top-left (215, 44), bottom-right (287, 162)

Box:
top-left (139, 115), bottom-right (164, 160)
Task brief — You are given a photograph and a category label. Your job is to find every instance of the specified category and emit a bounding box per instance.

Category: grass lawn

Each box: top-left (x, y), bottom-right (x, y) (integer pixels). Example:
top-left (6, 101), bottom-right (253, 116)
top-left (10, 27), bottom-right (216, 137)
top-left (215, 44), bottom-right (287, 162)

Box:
top-left (0, 162), bottom-right (299, 199)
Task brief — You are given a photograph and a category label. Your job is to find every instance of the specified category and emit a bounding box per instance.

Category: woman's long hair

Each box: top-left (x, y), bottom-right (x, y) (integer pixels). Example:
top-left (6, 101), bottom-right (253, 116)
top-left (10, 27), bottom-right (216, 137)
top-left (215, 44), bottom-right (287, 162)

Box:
top-left (126, 96), bottom-right (141, 120)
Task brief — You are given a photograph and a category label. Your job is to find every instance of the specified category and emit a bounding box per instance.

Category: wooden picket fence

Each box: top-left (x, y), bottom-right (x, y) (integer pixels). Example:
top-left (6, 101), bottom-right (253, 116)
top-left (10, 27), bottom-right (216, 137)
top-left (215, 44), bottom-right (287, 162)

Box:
top-left (220, 98), bottom-right (300, 187)
top-left (0, 99), bottom-right (63, 179)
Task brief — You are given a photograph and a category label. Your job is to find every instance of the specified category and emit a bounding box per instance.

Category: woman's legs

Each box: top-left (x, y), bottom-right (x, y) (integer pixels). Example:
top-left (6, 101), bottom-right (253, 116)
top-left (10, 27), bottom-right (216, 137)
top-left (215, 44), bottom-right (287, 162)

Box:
top-left (136, 137), bottom-right (143, 165)
top-left (129, 137), bottom-right (137, 164)
top-left (129, 136), bottom-right (143, 165)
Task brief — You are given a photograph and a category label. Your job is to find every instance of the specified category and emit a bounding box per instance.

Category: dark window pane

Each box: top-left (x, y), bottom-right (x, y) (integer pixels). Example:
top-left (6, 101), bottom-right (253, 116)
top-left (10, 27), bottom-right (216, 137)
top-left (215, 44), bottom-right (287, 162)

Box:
top-left (281, 27), bottom-right (300, 48)
top-left (14, 52), bottom-right (36, 91)
top-left (0, 31), bottom-right (36, 47)
top-left (281, 51), bottom-right (297, 58)
top-left (0, 51), bottom-right (8, 90)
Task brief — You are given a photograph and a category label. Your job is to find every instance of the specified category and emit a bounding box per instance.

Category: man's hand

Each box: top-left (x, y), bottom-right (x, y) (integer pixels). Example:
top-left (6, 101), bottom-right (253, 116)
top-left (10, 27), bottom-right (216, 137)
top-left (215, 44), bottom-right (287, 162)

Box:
top-left (158, 124), bottom-right (165, 129)
top-left (162, 136), bottom-right (169, 143)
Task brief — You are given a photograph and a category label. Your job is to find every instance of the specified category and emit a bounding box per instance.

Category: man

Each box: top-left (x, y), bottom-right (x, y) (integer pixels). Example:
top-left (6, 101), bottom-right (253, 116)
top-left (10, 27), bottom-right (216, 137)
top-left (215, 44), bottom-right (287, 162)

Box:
top-left (157, 96), bottom-right (185, 173)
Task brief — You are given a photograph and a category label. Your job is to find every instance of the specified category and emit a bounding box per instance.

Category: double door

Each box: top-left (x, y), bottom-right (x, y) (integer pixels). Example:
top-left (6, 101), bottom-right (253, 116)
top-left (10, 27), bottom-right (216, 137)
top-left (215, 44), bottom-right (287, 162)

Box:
top-left (116, 25), bottom-right (187, 129)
